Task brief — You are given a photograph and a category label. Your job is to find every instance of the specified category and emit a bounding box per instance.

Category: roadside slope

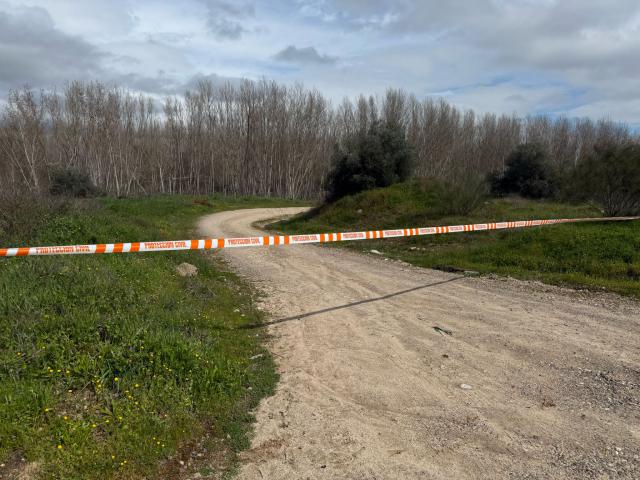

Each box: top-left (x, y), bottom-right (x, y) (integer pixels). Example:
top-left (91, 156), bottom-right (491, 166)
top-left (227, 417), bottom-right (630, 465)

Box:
top-left (199, 208), bottom-right (640, 479)
top-left (0, 197), bottom-right (297, 479)
top-left (275, 182), bottom-right (640, 298)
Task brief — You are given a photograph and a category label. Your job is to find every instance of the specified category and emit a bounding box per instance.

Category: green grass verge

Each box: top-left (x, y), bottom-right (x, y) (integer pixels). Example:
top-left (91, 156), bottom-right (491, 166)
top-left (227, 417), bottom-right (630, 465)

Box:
top-left (275, 181), bottom-right (640, 298)
top-left (0, 195), bottom-right (307, 479)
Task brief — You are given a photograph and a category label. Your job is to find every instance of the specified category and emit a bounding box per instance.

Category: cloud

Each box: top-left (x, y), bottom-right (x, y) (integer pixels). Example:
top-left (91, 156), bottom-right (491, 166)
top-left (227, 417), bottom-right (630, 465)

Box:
top-left (0, 2), bottom-right (228, 97)
top-left (181, 72), bottom-right (246, 92)
top-left (0, 3), bottom-right (184, 96)
top-left (0, 0), bottom-right (139, 39)
top-left (201, 0), bottom-right (255, 40)
top-left (273, 45), bottom-right (337, 65)
top-left (0, 4), bottom-right (107, 90)
top-left (296, 0), bottom-right (640, 77)
top-left (1, 0), bottom-right (639, 126)
top-left (113, 73), bottom-right (181, 95)
top-left (291, 0), bottom-right (640, 124)
top-left (567, 99), bottom-right (640, 127)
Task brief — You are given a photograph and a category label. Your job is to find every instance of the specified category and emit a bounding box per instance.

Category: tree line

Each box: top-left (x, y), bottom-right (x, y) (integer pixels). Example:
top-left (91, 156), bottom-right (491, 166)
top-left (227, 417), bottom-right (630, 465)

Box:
top-left (1, 79), bottom-right (636, 200)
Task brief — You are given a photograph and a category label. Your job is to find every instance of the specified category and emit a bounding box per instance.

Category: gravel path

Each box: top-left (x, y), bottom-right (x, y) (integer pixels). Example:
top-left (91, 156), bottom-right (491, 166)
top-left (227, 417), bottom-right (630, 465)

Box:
top-left (198, 208), bottom-right (640, 480)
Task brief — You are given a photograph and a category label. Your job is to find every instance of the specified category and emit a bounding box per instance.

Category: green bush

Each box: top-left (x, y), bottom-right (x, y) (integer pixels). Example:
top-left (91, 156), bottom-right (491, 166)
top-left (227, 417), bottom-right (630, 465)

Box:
top-left (0, 191), bottom-right (69, 243)
top-left (574, 143), bottom-right (640, 216)
top-left (325, 121), bottom-right (413, 202)
top-left (49, 169), bottom-right (99, 198)
top-left (491, 143), bottom-right (557, 199)
top-left (440, 174), bottom-right (488, 215)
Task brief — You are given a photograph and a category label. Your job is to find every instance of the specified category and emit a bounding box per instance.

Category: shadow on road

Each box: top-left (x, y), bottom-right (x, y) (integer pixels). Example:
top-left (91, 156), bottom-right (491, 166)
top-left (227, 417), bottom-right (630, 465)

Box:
top-left (241, 276), bottom-right (464, 329)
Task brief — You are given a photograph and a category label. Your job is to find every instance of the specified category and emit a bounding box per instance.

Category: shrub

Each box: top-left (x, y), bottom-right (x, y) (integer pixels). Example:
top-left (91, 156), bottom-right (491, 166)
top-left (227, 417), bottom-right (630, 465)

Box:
top-left (49, 168), bottom-right (98, 198)
top-left (574, 143), bottom-right (640, 216)
top-left (440, 174), bottom-right (488, 215)
top-left (0, 190), bottom-right (68, 242)
top-left (491, 143), bottom-right (557, 199)
top-left (325, 121), bottom-right (413, 202)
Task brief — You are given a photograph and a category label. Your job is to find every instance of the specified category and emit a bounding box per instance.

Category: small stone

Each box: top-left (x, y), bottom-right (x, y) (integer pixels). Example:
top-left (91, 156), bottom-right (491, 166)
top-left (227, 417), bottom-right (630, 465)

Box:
top-left (250, 354), bottom-right (264, 360)
top-left (176, 262), bottom-right (198, 277)
top-left (370, 249), bottom-right (383, 255)
top-left (460, 384), bottom-right (473, 390)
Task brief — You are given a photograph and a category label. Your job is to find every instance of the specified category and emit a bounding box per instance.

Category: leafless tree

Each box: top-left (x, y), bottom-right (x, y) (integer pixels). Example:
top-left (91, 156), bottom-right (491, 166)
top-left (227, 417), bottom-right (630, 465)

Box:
top-left (0, 82), bottom-right (636, 200)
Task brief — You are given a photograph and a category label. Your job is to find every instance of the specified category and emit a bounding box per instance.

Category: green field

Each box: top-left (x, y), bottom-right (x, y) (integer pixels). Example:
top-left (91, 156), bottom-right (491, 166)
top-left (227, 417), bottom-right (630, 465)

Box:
top-left (275, 181), bottom-right (640, 298)
top-left (0, 195), bottom-right (305, 479)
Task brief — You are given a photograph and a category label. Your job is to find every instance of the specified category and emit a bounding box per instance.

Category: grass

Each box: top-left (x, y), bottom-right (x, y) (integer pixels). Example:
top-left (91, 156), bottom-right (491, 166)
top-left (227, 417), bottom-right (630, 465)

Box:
top-left (274, 181), bottom-right (640, 298)
top-left (0, 194), bottom-right (306, 479)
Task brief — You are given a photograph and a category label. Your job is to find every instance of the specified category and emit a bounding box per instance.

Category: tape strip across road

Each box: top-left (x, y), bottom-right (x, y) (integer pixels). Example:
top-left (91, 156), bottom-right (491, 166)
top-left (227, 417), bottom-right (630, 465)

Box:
top-left (1, 216), bottom-right (638, 257)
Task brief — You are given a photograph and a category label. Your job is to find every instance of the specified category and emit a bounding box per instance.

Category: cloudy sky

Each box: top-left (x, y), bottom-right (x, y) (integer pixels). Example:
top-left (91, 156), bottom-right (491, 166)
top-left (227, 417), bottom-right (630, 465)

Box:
top-left (1, 0), bottom-right (639, 125)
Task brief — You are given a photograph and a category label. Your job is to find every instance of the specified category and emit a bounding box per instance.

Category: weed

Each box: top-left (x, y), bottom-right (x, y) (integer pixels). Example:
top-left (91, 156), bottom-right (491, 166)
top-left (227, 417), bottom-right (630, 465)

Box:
top-left (0, 194), bottom-right (305, 478)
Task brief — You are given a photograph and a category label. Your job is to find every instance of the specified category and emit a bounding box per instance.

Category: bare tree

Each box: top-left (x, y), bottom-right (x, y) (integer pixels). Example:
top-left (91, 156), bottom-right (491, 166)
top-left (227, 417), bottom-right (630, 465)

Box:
top-left (0, 82), bottom-right (636, 200)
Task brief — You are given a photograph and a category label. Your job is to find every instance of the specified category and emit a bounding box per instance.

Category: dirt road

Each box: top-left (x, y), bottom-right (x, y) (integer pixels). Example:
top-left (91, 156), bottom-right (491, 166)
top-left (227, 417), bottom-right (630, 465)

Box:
top-left (198, 208), bottom-right (640, 479)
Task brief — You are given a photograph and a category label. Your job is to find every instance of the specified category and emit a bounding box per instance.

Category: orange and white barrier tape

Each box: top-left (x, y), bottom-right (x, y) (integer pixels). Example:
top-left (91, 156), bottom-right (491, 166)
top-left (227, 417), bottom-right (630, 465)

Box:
top-left (1, 216), bottom-right (638, 257)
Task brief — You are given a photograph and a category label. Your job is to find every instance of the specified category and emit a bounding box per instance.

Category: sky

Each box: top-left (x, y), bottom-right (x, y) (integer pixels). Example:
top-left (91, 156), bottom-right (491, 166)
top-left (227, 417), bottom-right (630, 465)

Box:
top-left (1, 0), bottom-right (639, 125)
